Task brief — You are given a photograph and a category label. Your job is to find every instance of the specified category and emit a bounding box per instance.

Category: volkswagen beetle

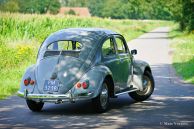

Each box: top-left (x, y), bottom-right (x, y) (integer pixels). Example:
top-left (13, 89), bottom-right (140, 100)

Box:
top-left (18, 28), bottom-right (154, 112)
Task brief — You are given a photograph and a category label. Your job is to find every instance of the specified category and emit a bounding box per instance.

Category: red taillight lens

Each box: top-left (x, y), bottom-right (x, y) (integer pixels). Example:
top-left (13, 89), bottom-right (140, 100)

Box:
top-left (82, 82), bottom-right (88, 89)
top-left (76, 80), bottom-right (89, 89)
top-left (30, 80), bottom-right (35, 85)
top-left (24, 77), bottom-right (31, 86)
top-left (76, 82), bottom-right (82, 88)
top-left (24, 79), bottom-right (30, 86)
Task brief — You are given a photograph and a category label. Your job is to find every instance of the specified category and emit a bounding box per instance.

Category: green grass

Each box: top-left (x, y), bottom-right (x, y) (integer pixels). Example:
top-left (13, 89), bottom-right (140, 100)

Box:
top-left (170, 26), bottom-right (194, 84)
top-left (0, 12), bottom-right (171, 99)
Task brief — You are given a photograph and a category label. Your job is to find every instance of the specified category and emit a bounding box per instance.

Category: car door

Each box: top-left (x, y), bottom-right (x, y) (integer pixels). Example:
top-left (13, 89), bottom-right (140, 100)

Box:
top-left (114, 35), bottom-right (132, 91)
top-left (101, 36), bottom-right (121, 93)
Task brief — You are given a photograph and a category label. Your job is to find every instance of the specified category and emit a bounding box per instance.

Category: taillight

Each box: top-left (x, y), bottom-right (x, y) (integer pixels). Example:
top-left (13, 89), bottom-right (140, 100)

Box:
top-left (23, 77), bottom-right (34, 86)
top-left (30, 80), bottom-right (35, 85)
top-left (24, 78), bottom-right (30, 86)
top-left (76, 82), bottom-right (82, 88)
top-left (82, 82), bottom-right (88, 89)
top-left (76, 81), bottom-right (89, 89)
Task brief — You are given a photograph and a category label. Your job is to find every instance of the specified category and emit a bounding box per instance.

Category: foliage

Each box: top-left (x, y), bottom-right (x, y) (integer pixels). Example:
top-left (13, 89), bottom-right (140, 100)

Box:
top-left (0, 0), bottom-right (61, 14)
top-left (166, 0), bottom-right (194, 32)
top-left (0, 0), bottom-right (19, 12)
top-left (181, 0), bottom-right (194, 31)
top-left (60, 0), bottom-right (89, 7)
top-left (88, 0), bottom-right (173, 20)
top-left (170, 26), bottom-right (194, 83)
top-left (0, 12), bottom-right (171, 99)
top-left (67, 9), bottom-right (76, 15)
top-left (88, 0), bottom-right (193, 32)
top-left (0, 0), bottom-right (193, 32)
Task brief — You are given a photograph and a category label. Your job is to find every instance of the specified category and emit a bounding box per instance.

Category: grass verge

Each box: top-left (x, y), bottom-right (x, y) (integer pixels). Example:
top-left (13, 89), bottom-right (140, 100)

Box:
top-left (170, 26), bottom-right (194, 84)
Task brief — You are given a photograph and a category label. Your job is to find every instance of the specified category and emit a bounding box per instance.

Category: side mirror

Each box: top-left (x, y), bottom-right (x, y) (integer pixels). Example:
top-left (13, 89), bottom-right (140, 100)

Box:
top-left (131, 49), bottom-right (137, 55)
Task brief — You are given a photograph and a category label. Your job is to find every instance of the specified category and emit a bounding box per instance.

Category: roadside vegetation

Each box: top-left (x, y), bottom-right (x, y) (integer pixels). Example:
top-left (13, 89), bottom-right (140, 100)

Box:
top-left (0, 12), bottom-right (171, 99)
top-left (170, 26), bottom-right (194, 84)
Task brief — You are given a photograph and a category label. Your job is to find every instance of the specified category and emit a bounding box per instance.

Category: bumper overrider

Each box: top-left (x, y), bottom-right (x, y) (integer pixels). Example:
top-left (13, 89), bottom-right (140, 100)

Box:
top-left (17, 89), bottom-right (94, 103)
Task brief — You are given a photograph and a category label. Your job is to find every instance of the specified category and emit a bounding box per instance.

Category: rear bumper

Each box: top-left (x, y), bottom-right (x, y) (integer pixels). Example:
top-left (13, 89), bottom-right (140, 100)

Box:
top-left (17, 89), bottom-right (94, 103)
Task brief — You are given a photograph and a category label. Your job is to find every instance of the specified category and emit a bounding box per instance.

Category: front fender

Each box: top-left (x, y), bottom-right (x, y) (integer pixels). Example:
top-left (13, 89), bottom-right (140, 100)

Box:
top-left (134, 60), bottom-right (151, 74)
top-left (18, 64), bottom-right (36, 93)
top-left (71, 65), bottom-right (112, 99)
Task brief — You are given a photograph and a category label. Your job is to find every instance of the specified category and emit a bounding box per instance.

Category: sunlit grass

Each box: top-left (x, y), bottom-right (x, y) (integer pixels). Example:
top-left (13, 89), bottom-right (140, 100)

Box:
top-left (170, 26), bottom-right (194, 84)
top-left (0, 12), bottom-right (172, 99)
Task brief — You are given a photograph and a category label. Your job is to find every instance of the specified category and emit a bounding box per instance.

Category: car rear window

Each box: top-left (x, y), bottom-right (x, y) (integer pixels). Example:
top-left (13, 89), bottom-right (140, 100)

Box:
top-left (47, 41), bottom-right (82, 51)
top-left (44, 41), bottom-right (82, 58)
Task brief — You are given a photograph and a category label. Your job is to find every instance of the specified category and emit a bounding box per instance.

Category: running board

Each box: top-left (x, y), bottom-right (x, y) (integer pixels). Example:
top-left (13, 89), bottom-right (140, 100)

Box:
top-left (115, 88), bottom-right (138, 96)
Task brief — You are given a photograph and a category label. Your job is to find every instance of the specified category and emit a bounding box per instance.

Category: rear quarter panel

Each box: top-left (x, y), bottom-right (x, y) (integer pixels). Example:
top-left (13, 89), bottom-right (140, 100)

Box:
top-left (71, 65), bottom-right (112, 98)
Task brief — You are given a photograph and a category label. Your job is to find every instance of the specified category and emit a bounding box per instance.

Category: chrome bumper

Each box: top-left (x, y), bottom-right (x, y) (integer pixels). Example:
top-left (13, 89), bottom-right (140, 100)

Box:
top-left (17, 90), bottom-right (94, 103)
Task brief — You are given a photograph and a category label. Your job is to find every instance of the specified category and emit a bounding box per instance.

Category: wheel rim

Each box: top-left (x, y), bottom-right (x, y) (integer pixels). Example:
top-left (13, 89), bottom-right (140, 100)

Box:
top-left (136, 75), bottom-right (152, 95)
top-left (100, 83), bottom-right (108, 107)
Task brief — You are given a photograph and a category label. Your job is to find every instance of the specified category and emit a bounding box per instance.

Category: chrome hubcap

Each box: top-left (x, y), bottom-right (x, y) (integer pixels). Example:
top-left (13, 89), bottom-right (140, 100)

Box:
top-left (136, 75), bottom-right (151, 95)
top-left (100, 84), bottom-right (108, 107)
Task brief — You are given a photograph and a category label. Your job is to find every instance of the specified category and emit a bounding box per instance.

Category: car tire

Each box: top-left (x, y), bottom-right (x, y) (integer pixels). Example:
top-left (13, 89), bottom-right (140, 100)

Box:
top-left (26, 100), bottom-right (44, 112)
top-left (92, 80), bottom-right (109, 113)
top-left (129, 71), bottom-right (154, 101)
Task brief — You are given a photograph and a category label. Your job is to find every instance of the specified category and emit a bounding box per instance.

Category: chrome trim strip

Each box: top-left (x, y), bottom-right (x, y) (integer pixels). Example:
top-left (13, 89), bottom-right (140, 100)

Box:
top-left (17, 91), bottom-right (24, 97)
top-left (115, 89), bottom-right (138, 96)
top-left (17, 91), bottom-right (94, 102)
top-left (18, 91), bottom-right (71, 99)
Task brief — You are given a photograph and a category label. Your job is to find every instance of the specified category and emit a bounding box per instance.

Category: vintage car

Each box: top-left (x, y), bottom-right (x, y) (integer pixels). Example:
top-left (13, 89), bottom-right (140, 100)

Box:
top-left (18, 28), bottom-right (154, 112)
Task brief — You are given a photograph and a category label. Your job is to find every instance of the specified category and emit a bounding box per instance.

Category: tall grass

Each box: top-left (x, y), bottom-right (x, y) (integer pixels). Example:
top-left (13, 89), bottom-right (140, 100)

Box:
top-left (170, 26), bottom-right (194, 84)
top-left (0, 12), bottom-right (171, 99)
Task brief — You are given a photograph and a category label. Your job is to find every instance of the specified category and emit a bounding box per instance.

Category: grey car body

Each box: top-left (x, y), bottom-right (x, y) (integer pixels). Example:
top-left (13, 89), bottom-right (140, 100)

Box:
top-left (18, 28), bottom-right (154, 112)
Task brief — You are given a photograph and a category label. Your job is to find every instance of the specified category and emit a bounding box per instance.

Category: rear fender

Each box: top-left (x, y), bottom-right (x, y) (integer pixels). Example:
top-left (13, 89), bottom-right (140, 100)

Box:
top-left (71, 65), bottom-right (112, 98)
top-left (18, 65), bottom-right (36, 93)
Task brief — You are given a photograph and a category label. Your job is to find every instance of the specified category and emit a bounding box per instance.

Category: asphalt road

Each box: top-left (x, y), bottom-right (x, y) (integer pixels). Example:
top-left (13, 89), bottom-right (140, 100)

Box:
top-left (0, 27), bottom-right (194, 129)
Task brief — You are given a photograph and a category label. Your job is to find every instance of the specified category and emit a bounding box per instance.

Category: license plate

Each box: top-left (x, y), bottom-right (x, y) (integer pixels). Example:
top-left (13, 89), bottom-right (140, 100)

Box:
top-left (43, 80), bottom-right (59, 92)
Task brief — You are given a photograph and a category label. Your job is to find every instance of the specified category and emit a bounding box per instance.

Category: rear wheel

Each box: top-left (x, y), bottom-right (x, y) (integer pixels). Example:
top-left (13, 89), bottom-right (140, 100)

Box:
top-left (26, 100), bottom-right (44, 112)
top-left (92, 80), bottom-right (109, 113)
top-left (129, 71), bottom-right (154, 101)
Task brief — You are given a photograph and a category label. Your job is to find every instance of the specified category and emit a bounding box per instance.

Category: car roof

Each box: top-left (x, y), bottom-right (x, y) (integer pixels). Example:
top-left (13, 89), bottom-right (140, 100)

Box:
top-left (39, 28), bottom-right (119, 61)
top-left (61, 28), bottom-right (118, 36)
top-left (42, 28), bottom-right (118, 47)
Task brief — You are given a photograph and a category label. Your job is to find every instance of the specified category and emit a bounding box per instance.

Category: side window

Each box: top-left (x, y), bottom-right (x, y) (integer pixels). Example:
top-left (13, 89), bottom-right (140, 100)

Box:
top-left (102, 38), bottom-right (116, 57)
top-left (115, 37), bottom-right (127, 54)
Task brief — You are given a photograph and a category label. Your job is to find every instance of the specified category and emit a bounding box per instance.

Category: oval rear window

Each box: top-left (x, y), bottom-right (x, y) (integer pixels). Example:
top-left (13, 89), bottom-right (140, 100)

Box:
top-left (47, 40), bottom-right (82, 51)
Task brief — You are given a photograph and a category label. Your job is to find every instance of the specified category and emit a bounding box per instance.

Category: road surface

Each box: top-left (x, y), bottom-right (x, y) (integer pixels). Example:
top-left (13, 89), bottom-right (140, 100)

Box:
top-left (0, 27), bottom-right (194, 129)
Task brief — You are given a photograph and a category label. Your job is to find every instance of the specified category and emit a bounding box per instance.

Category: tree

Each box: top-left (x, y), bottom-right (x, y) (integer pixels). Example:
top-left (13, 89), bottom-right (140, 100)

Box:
top-left (181, 0), bottom-right (194, 31)
top-left (88, 0), bottom-right (174, 20)
top-left (0, 0), bottom-right (19, 12)
top-left (166, 0), bottom-right (194, 31)
top-left (60, 0), bottom-right (89, 7)
top-left (88, 0), bottom-right (106, 17)
top-left (13, 0), bottom-right (60, 14)
top-left (45, 0), bottom-right (61, 14)
top-left (67, 9), bottom-right (76, 15)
